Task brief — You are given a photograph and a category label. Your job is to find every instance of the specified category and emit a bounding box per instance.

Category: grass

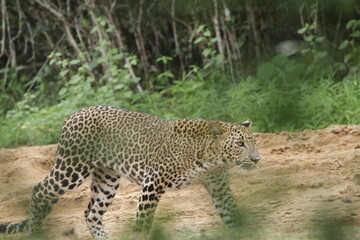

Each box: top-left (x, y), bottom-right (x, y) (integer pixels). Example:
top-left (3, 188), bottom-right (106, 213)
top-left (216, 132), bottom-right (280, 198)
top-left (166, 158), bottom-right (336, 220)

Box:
top-left (1, 74), bottom-right (359, 148)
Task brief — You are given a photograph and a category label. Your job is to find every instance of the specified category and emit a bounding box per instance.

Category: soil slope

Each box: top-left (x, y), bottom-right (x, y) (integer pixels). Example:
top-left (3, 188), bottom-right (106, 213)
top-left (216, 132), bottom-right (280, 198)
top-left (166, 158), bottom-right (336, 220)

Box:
top-left (0, 125), bottom-right (359, 239)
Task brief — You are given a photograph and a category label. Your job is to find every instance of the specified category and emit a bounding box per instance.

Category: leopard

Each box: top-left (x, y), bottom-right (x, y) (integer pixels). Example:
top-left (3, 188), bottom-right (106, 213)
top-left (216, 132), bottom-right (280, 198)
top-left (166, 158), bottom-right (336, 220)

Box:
top-left (0, 105), bottom-right (260, 238)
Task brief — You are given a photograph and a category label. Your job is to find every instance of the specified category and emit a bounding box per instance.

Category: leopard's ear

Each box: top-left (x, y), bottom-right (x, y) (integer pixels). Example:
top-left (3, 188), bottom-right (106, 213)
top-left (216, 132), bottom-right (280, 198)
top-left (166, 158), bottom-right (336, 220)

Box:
top-left (207, 121), bottom-right (227, 136)
top-left (241, 119), bottom-right (252, 130)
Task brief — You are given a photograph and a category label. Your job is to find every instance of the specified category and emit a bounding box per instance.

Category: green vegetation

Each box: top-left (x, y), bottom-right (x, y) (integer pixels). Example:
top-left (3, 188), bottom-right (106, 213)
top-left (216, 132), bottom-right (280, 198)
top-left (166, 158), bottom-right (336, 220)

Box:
top-left (1, 0), bottom-right (360, 147)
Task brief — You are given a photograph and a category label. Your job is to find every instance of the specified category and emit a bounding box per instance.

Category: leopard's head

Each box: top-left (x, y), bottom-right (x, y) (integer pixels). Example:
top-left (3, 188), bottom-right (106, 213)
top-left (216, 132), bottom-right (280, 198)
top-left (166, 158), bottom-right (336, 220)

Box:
top-left (207, 119), bottom-right (260, 169)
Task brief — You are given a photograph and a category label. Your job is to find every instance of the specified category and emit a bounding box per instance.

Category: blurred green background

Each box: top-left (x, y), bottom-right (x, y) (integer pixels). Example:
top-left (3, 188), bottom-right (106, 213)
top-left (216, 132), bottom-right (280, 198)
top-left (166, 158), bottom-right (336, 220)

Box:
top-left (1, 0), bottom-right (359, 147)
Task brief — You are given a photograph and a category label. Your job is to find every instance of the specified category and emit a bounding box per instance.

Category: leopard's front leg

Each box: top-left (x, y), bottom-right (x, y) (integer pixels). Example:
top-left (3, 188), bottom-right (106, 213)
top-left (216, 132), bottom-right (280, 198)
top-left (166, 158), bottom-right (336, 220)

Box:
top-left (133, 170), bottom-right (165, 232)
top-left (202, 167), bottom-right (243, 227)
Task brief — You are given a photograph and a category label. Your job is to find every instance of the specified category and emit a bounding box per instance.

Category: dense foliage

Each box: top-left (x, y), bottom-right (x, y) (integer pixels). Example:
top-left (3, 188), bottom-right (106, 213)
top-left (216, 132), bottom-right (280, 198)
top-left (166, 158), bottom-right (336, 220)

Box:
top-left (0, 0), bottom-right (359, 147)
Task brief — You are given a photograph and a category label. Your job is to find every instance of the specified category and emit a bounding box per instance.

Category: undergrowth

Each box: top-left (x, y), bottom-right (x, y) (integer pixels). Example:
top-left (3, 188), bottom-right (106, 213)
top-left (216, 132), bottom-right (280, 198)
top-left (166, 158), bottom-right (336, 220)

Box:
top-left (1, 67), bottom-right (359, 147)
top-left (1, 19), bottom-right (360, 147)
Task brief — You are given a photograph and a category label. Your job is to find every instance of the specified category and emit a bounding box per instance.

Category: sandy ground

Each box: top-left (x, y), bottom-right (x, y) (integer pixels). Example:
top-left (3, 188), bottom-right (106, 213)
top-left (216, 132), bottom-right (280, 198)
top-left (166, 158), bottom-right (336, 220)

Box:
top-left (0, 125), bottom-right (359, 239)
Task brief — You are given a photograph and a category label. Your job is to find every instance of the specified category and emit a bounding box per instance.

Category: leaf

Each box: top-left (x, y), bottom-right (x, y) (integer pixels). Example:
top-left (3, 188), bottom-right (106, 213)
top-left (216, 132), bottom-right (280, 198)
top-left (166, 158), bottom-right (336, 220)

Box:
top-left (305, 35), bottom-right (314, 42)
top-left (161, 72), bottom-right (174, 78)
top-left (339, 40), bottom-right (349, 50)
top-left (344, 54), bottom-right (352, 63)
top-left (202, 49), bottom-right (212, 57)
top-left (335, 62), bottom-right (347, 71)
top-left (156, 56), bottom-right (173, 64)
top-left (300, 48), bottom-right (310, 54)
top-left (69, 75), bottom-right (82, 84)
top-left (114, 83), bottom-right (125, 90)
top-left (59, 69), bottom-right (69, 77)
top-left (58, 88), bottom-right (67, 96)
top-left (315, 36), bottom-right (326, 42)
top-left (61, 59), bottom-right (69, 68)
top-left (106, 26), bottom-right (115, 33)
top-left (109, 48), bottom-right (119, 55)
top-left (48, 52), bottom-right (54, 58)
top-left (346, 19), bottom-right (356, 29)
top-left (90, 25), bottom-right (99, 34)
top-left (100, 39), bottom-right (109, 47)
top-left (210, 37), bottom-right (218, 43)
top-left (271, 55), bottom-right (288, 66)
top-left (97, 56), bottom-right (108, 64)
top-left (49, 58), bottom-right (56, 65)
top-left (194, 37), bottom-right (204, 44)
top-left (196, 24), bottom-right (206, 33)
top-left (204, 30), bottom-right (211, 37)
top-left (308, 23), bottom-right (316, 30)
top-left (257, 62), bottom-right (276, 81)
top-left (314, 51), bottom-right (327, 58)
top-left (70, 59), bottom-right (80, 65)
top-left (351, 31), bottom-right (360, 38)
top-left (123, 91), bottom-right (133, 98)
top-left (297, 23), bottom-right (309, 34)
top-left (131, 77), bottom-right (140, 83)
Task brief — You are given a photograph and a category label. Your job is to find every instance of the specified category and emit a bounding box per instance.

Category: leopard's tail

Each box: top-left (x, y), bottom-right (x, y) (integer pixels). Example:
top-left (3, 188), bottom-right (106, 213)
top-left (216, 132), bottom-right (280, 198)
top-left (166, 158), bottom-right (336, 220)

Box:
top-left (0, 219), bottom-right (28, 234)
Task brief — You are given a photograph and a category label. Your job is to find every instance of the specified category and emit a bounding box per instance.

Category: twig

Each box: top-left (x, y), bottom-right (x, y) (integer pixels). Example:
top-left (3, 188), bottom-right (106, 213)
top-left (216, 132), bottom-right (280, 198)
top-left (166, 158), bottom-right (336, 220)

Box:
top-left (5, 0), bottom-right (16, 67)
top-left (299, 4), bottom-right (306, 40)
top-left (12, 0), bottom-right (24, 41)
top-left (66, 0), bottom-right (70, 17)
top-left (2, 57), bottom-right (10, 91)
top-left (43, 30), bottom-right (55, 49)
top-left (0, 0), bottom-right (6, 58)
top-left (146, 0), bottom-right (158, 15)
top-left (222, 0), bottom-right (241, 62)
top-left (220, 15), bottom-right (235, 83)
top-left (25, 22), bottom-right (35, 61)
top-left (104, 1), bottom-right (124, 52)
top-left (245, 0), bottom-right (261, 56)
top-left (127, 0), bottom-right (149, 88)
top-left (34, 0), bottom-right (82, 54)
top-left (26, 34), bottom-right (65, 93)
top-left (334, 11), bottom-right (342, 47)
top-left (87, 0), bottom-right (108, 71)
top-left (171, 0), bottom-right (184, 72)
top-left (212, 0), bottom-right (224, 69)
top-left (104, 0), bottom-right (143, 92)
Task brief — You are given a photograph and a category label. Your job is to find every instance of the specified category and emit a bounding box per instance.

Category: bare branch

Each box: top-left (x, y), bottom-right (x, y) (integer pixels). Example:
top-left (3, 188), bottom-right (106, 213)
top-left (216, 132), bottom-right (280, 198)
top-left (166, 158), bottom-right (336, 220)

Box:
top-left (11, 0), bottom-right (24, 42)
top-left (104, 1), bottom-right (124, 52)
top-left (25, 22), bottom-right (35, 61)
top-left (245, 0), bottom-right (261, 56)
top-left (127, 0), bottom-right (149, 88)
top-left (0, 0), bottom-right (7, 58)
top-left (2, 57), bottom-right (11, 91)
top-left (299, 4), bottom-right (306, 40)
top-left (66, 0), bottom-right (71, 16)
top-left (26, 34), bottom-right (66, 93)
top-left (34, 0), bottom-right (64, 20)
top-left (4, 0), bottom-right (16, 67)
top-left (86, 0), bottom-right (109, 71)
top-left (171, 0), bottom-right (184, 72)
top-left (146, 0), bottom-right (158, 15)
top-left (34, 0), bottom-right (82, 54)
top-left (104, 0), bottom-right (142, 92)
top-left (212, 0), bottom-right (224, 69)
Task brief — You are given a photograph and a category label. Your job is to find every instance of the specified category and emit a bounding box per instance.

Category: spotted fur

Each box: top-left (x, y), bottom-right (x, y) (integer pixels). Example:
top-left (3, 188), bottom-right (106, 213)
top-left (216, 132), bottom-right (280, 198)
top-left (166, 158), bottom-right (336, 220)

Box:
top-left (0, 106), bottom-right (260, 238)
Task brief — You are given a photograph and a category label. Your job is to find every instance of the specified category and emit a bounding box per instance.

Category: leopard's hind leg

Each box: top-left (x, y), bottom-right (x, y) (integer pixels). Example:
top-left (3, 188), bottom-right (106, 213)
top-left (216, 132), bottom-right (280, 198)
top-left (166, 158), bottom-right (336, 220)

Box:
top-left (85, 167), bottom-right (120, 238)
top-left (27, 154), bottom-right (92, 235)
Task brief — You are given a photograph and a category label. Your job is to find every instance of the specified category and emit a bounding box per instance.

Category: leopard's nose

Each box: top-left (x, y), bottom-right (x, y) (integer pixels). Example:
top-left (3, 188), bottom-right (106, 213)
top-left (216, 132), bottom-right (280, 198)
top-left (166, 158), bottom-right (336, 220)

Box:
top-left (251, 157), bottom-right (260, 164)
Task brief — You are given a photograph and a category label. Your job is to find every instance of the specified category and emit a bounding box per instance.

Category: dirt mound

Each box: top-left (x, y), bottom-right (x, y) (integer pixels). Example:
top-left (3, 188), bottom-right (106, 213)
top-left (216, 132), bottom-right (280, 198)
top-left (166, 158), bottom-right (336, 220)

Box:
top-left (0, 125), bottom-right (359, 239)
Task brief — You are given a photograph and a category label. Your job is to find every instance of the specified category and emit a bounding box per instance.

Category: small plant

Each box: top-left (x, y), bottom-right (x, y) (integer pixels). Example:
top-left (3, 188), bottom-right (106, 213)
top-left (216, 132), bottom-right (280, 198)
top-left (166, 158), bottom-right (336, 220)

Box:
top-left (338, 19), bottom-right (360, 76)
top-left (194, 25), bottom-right (224, 70)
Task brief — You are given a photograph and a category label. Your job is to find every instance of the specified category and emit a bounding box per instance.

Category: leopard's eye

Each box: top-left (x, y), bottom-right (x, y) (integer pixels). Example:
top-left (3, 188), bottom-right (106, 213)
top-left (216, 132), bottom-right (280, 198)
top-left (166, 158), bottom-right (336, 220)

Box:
top-left (235, 141), bottom-right (245, 147)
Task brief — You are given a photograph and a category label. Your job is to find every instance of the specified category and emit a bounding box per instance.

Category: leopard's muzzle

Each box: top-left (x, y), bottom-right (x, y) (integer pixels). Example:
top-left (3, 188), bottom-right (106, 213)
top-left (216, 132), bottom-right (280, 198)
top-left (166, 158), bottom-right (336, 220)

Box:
top-left (237, 157), bottom-right (260, 169)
